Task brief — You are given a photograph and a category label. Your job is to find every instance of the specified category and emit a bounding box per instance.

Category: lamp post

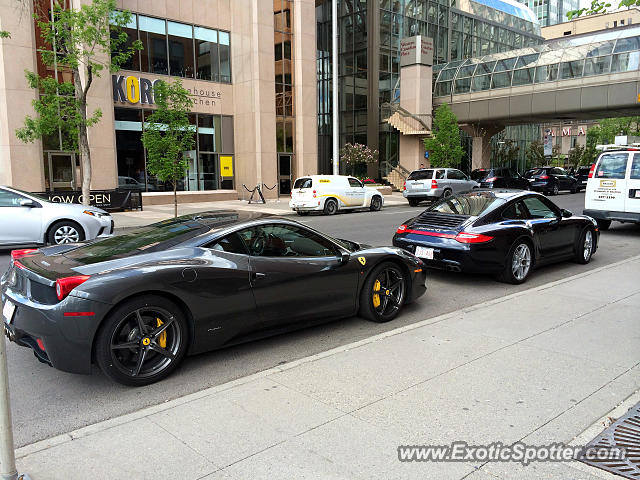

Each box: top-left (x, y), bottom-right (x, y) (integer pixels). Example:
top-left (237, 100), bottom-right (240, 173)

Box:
top-left (332, 0), bottom-right (339, 175)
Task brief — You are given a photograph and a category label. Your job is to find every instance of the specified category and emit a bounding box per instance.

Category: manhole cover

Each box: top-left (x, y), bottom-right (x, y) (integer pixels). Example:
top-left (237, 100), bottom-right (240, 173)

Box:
top-left (580, 401), bottom-right (640, 479)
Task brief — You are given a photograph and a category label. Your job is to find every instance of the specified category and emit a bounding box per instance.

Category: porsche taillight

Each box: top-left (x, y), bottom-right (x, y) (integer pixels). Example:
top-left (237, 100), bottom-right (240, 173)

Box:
top-left (455, 232), bottom-right (494, 244)
top-left (56, 275), bottom-right (91, 301)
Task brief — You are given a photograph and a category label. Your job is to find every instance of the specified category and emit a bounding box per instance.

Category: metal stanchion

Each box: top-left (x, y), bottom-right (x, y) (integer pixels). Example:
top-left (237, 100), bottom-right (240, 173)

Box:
top-left (261, 184), bottom-right (277, 203)
top-left (0, 330), bottom-right (30, 480)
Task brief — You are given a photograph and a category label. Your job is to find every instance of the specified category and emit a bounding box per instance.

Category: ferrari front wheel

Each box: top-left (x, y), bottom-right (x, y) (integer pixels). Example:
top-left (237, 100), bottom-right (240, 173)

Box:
top-left (95, 295), bottom-right (189, 386)
top-left (359, 262), bottom-right (406, 323)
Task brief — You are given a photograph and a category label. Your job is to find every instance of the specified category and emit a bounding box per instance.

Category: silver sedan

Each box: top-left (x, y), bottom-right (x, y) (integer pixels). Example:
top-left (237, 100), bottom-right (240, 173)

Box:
top-left (0, 186), bottom-right (113, 247)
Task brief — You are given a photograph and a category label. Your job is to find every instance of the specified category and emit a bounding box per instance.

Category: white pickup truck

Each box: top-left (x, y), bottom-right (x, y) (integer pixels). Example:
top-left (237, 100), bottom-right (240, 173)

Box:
top-left (289, 175), bottom-right (384, 216)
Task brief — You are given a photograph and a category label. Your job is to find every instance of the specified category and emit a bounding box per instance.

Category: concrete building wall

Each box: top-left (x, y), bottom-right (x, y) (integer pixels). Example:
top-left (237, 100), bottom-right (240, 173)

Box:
top-left (542, 8), bottom-right (640, 39)
top-left (0, 0), bottom-right (45, 191)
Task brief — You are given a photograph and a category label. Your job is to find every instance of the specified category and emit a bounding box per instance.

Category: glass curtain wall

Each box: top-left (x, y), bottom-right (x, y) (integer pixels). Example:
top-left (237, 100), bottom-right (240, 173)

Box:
top-left (316, 0), bottom-right (333, 174)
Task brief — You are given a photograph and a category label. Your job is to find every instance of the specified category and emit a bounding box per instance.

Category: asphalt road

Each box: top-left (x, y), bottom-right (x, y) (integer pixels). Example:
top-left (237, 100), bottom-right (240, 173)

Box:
top-left (1, 192), bottom-right (639, 447)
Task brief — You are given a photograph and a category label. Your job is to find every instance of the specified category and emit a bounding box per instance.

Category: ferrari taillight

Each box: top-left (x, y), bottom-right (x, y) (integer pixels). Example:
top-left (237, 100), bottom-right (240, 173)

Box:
top-left (455, 232), bottom-right (494, 244)
top-left (56, 275), bottom-right (91, 301)
top-left (588, 163), bottom-right (596, 178)
top-left (11, 249), bottom-right (38, 260)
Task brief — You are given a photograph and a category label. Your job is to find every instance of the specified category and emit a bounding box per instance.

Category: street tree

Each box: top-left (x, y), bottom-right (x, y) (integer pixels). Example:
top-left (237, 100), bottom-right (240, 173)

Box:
top-left (424, 103), bottom-right (464, 168)
top-left (525, 140), bottom-right (545, 169)
top-left (0, 31), bottom-right (9, 38)
top-left (141, 79), bottom-right (195, 218)
top-left (569, 0), bottom-right (640, 18)
top-left (567, 145), bottom-right (586, 169)
top-left (16, 0), bottom-right (140, 204)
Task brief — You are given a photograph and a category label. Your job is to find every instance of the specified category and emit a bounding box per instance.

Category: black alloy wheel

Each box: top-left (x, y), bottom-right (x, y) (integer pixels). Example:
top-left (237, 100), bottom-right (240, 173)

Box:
top-left (96, 296), bottom-right (188, 386)
top-left (552, 183), bottom-right (559, 195)
top-left (370, 196), bottom-right (383, 211)
top-left (359, 262), bottom-right (406, 323)
top-left (323, 198), bottom-right (338, 215)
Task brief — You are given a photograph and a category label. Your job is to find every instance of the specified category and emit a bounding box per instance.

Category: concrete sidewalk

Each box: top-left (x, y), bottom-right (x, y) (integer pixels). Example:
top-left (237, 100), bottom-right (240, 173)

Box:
top-left (15, 256), bottom-right (640, 480)
top-left (111, 192), bottom-right (409, 229)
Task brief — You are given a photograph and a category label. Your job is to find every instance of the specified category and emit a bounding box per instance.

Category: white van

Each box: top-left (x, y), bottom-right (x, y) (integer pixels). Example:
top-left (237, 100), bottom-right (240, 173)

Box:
top-left (583, 148), bottom-right (640, 229)
top-left (289, 175), bottom-right (384, 216)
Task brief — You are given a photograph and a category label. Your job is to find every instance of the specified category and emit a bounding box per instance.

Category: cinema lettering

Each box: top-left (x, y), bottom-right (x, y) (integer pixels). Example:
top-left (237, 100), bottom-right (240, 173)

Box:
top-left (112, 75), bottom-right (223, 108)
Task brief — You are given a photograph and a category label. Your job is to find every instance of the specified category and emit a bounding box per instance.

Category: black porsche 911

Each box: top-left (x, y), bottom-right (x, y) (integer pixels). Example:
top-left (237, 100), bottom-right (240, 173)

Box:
top-left (393, 190), bottom-right (599, 284)
top-left (1, 211), bottom-right (426, 386)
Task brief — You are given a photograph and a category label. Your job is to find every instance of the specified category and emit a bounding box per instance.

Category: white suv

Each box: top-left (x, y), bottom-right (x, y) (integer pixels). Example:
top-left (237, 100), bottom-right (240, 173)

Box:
top-left (289, 175), bottom-right (384, 216)
top-left (583, 149), bottom-right (640, 229)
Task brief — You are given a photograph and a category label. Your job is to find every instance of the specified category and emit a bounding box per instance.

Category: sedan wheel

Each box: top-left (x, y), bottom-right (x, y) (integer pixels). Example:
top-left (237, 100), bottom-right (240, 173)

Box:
top-left (96, 296), bottom-right (188, 386)
top-left (359, 262), bottom-right (406, 323)
top-left (498, 241), bottom-right (532, 284)
top-left (48, 221), bottom-right (84, 245)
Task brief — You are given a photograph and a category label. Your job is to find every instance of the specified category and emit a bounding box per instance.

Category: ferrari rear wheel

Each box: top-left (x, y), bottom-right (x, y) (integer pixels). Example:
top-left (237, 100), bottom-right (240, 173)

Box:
top-left (96, 296), bottom-right (188, 386)
top-left (359, 262), bottom-right (406, 323)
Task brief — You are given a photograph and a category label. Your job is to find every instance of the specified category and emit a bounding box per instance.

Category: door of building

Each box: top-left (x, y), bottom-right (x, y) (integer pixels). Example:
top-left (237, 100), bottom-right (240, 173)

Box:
top-left (278, 153), bottom-right (292, 196)
top-left (48, 152), bottom-right (76, 191)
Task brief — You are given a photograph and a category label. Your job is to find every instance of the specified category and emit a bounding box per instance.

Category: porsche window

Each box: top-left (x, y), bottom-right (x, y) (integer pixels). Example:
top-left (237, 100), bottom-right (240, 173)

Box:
top-left (521, 197), bottom-right (558, 219)
top-left (502, 201), bottom-right (528, 220)
top-left (237, 224), bottom-right (338, 257)
top-left (429, 193), bottom-right (506, 216)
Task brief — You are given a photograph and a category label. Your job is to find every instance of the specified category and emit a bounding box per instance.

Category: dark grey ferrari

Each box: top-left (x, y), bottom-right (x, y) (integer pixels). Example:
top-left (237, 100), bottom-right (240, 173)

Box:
top-left (1, 211), bottom-right (426, 386)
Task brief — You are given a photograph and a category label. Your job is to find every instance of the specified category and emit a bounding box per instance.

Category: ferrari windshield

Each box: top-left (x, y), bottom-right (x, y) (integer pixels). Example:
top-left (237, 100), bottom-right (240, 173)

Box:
top-left (428, 192), bottom-right (506, 216)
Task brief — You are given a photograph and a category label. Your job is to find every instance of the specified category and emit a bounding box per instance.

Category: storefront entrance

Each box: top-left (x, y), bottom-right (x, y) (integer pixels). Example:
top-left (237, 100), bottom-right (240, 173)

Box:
top-left (46, 152), bottom-right (77, 191)
top-left (278, 153), bottom-right (292, 196)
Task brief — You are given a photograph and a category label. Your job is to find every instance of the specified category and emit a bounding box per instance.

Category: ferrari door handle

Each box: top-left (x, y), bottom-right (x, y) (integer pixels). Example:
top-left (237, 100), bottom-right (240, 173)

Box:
top-left (251, 272), bottom-right (266, 280)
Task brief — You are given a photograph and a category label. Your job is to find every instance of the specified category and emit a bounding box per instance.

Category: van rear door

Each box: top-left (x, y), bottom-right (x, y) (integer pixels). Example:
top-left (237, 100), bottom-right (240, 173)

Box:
top-left (626, 153), bottom-right (640, 214)
top-left (291, 177), bottom-right (314, 205)
top-left (585, 152), bottom-right (629, 213)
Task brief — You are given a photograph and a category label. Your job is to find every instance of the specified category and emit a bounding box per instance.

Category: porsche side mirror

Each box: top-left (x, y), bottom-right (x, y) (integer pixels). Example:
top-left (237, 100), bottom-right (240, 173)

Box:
top-left (20, 199), bottom-right (36, 208)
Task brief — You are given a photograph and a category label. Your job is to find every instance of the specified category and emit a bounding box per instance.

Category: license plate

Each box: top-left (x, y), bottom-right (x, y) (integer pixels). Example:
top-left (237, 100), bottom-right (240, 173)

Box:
top-left (582, 180), bottom-right (587, 184)
top-left (415, 246), bottom-right (434, 260)
top-left (412, 183), bottom-right (423, 189)
top-left (2, 301), bottom-right (15, 324)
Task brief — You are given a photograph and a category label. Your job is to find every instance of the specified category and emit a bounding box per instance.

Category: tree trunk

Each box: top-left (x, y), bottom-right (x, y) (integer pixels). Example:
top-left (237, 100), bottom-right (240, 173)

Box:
top-left (73, 68), bottom-right (91, 206)
top-left (173, 180), bottom-right (178, 218)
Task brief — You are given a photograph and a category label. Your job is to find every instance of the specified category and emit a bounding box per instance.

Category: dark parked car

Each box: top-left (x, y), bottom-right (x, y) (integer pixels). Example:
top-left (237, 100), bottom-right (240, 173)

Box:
top-left (2, 212), bottom-right (426, 386)
top-left (574, 166), bottom-right (591, 189)
top-left (393, 190), bottom-right (599, 284)
top-left (470, 168), bottom-right (531, 190)
top-left (525, 167), bottom-right (580, 195)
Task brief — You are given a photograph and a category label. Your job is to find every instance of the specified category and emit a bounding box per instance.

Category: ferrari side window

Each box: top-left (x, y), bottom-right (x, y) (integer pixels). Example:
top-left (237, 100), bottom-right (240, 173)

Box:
top-left (209, 233), bottom-right (247, 254)
top-left (522, 197), bottom-right (557, 219)
top-left (238, 224), bottom-right (338, 258)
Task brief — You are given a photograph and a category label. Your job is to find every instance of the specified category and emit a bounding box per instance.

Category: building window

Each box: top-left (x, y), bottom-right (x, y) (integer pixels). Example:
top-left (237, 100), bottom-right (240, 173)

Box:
top-left (115, 108), bottom-right (234, 192)
top-left (111, 13), bottom-right (231, 84)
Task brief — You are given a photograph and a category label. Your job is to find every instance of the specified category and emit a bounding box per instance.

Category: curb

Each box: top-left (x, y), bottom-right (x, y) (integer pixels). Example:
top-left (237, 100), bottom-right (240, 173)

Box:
top-left (17, 253), bottom-right (640, 460)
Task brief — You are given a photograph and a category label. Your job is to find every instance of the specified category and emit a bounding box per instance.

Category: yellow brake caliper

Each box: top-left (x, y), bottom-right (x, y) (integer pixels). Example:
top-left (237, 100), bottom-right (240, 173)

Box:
top-left (373, 279), bottom-right (381, 308)
top-left (156, 318), bottom-right (167, 348)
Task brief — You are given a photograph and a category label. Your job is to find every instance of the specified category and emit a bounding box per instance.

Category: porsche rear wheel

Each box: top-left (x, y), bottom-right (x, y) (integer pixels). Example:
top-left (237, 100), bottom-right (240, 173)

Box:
top-left (498, 240), bottom-right (532, 284)
top-left (359, 262), bottom-right (406, 323)
top-left (96, 296), bottom-right (189, 386)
